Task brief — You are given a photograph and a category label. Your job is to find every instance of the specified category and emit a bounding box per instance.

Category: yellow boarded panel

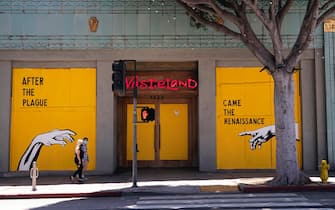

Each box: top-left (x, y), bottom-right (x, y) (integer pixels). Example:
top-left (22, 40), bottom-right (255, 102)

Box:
top-left (127, 104), bottom-right (155, 160)
top-left (160, 104), bottom-right (188, 160)
top-left (216, 67), bottom-right (301, 169)
top-left (10, 68), bottom-right (96, 171)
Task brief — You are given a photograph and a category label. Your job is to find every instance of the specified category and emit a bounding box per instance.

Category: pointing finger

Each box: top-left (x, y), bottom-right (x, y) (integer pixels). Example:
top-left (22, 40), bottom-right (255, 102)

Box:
top-left (239, 131), bottom-right (252, 136)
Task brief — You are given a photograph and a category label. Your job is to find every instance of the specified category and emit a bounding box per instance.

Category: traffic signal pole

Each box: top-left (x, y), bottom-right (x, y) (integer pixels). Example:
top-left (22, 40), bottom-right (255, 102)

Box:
top-left (112, 59), bottom-right (138, 188)
top-left (132, 60), bottom-right (138, 188)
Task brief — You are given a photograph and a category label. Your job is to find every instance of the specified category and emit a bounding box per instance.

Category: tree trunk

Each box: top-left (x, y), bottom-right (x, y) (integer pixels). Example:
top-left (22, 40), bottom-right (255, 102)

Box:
top-left (270, 70), bottom-right (311, 185)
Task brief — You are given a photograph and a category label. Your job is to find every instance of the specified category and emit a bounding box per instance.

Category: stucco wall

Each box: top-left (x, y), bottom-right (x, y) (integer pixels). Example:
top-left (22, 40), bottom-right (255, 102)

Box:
top-left (0, 48), bottom-right (326, 173)
top-left (0, 1), bottom-right (323, 50)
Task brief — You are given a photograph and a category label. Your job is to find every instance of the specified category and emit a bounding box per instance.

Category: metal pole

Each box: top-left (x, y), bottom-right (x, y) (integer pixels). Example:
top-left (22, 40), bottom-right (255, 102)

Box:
top-left (132, 60), bottom-right (138, 188)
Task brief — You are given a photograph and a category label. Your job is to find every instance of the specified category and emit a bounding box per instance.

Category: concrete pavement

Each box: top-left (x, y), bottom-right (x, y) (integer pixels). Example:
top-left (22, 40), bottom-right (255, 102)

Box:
top-left (0, 168), bottom-right (335, 199)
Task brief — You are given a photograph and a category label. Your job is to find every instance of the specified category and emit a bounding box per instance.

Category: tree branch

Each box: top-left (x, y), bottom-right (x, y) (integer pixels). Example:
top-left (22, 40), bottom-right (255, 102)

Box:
top-left (276, 0), bottom-right (293, 29)
top-left (317, 1), bottom-right (335, 26)
top-left (236, 10), bottom-right (275, 70)
top-left (178, 0), bottom-right (275, 69)
top-left (177, 0), bottom-right (241, 39)
top-left (242, 0), bottom-right (272, 30)
top-left (269, 1), bottom-right (283, 65)
top-left (243, 0), bottom-right (283, 65)
top-left (269, 0), bottom-right (276, 22)
top-left (286, 0), bottom-right (320, 71)
top-left (320, 0), bottom-right (335, 10)
top-left (177, 0), bottom-right (241, 25)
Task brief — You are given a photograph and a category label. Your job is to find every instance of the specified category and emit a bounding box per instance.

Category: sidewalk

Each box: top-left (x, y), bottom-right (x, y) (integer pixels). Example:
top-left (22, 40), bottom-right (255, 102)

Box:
top-left (0, 169), bottom-right (334, 199)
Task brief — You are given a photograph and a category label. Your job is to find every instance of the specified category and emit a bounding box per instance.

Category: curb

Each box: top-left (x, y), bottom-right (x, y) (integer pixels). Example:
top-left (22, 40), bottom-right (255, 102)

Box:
top-left (239, 183), bottom-right (335, 193)
top-left (200, 185), bottom-right (239, 193)
top-left (0, 190), bottom-right (122, 199)
top-left (120, 186), bottom-right (201, 196)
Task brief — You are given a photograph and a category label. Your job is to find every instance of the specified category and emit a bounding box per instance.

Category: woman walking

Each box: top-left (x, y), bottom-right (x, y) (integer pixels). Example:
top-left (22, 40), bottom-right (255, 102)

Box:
top-left (70, 139), bottom-right (84, 182)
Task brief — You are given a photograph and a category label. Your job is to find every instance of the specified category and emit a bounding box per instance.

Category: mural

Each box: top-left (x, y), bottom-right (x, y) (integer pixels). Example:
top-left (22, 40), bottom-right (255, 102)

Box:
top-left (18, 129), bottom-right (76, 171)
top-left (216, 67), bottom-right (302, 169)
top-left (10, 68), bottom-right (96, 171)
top-left (240, 124), bottom-right (299, 150)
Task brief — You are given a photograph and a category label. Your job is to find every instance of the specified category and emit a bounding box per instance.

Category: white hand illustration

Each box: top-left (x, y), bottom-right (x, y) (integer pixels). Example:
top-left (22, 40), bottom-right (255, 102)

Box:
top-left (239, 124), bottom-right (299, 150)
top-left (239, 125), bottom-right (275, 150)
top-left (18, 129), bottom-right (76, 171)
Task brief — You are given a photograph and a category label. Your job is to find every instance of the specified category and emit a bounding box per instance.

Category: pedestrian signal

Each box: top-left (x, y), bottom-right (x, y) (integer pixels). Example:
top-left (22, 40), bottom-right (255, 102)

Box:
top-left (141, 107), bottom-right (155, 122)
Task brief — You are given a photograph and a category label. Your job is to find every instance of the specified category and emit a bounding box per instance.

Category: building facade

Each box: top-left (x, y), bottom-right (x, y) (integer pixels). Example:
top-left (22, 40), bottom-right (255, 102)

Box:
top-left (0, 0), bottom-right (334, 174)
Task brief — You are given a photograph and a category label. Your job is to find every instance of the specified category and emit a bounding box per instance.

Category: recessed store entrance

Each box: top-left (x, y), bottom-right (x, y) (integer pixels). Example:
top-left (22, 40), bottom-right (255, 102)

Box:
top-left (117, 61), bottom-right (198, 168)
top-left (118, 97), bottom-right (197, 168)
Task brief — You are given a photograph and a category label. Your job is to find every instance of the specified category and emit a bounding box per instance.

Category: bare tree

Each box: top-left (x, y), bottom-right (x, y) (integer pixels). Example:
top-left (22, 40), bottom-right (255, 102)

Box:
top-left (177, 0), bottom-right (335, 185)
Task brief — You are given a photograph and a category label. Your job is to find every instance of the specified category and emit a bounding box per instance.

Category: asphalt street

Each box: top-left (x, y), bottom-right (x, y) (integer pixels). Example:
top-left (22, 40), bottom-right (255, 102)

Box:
top-left (1, 191), bottom-right (335, 210)
top-left (1, 168), bottom-right (335, 209)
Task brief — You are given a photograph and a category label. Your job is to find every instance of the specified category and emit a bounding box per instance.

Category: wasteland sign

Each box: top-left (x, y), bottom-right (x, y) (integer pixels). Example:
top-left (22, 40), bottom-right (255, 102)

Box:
top-left (125, 76), bottom-right (198, 91)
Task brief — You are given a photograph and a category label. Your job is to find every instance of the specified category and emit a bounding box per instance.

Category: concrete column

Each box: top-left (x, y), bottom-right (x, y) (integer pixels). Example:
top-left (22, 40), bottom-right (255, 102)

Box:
top-left (0, 61), bottom-right (12, 173)
top-left (96, 61), bottom-right (117, 173)
top-left (301, 59), bottom-right (317, 170)
top-left (324, 32), bottom-right (335, 168)
top-left (198, 59), bottom-right (216, 171)
top-left (314, 49), bottom-right (327, 165)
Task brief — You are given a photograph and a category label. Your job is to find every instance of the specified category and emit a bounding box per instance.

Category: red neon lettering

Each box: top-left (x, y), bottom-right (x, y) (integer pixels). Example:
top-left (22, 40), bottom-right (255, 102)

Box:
top-left (148, 79), bottom-right (155, 89)
top-left (157, 80), bottom-right (166, 89)
top-left (188, 79), bottom-right (198, 89)
top-left (125, 76), bottom-right (198, 90)
top-left (178, 80), bottom-right (187, 88)
top-left (139, 80), bottom-right (148, 89)
top-left (167, 80), bottom-right (178, 90)
top-left (165, 78), bottom-right (170, 86)
top-left (125, 76), bottom-right (135, 89)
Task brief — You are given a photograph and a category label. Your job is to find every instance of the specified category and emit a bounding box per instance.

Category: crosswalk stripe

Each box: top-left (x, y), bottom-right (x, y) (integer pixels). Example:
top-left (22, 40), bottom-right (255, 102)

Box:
top-left (137, 197), bottom-right (308, 205)
top-left (127, 193), bottom-right (328, 209)
top-left (139, 192), bottom-right (299, 200)
top-left (264, 209), bottom-right (333, 210)
top-left (128, 203), bottom-right (324, 209)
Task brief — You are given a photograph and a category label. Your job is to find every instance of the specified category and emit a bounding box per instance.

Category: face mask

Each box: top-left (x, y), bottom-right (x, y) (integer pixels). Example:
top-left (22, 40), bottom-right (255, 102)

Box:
top-left (84, 140), bottom-right (88, 145)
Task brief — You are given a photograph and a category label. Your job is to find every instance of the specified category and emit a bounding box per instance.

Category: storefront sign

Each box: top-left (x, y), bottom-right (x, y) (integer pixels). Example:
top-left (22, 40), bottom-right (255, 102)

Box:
top-left (126, 76), bottom-right (198, 91)
top-left (324, 18), bottom-right (335, 32)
